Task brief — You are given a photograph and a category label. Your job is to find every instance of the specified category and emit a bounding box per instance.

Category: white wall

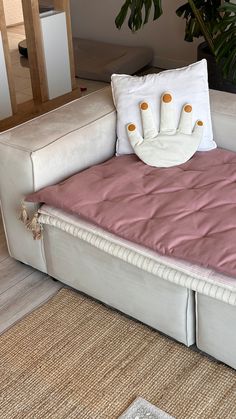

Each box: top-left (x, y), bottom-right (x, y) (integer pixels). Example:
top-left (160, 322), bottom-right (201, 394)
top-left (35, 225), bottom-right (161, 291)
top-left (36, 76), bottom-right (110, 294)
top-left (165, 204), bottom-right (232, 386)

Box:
top-left (70, 0), bottom-right (201, 69)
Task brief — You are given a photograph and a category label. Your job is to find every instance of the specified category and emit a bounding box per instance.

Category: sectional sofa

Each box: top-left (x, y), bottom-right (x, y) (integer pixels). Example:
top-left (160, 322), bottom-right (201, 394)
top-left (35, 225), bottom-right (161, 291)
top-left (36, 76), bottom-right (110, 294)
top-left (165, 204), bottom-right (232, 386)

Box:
top-left (0, 86), bottom-right (236, 368)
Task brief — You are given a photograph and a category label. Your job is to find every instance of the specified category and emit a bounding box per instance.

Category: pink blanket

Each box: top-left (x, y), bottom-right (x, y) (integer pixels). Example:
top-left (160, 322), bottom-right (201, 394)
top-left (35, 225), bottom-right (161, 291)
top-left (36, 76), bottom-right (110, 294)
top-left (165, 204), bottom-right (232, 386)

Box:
top-left (26, 149), bottom-right (236, 277)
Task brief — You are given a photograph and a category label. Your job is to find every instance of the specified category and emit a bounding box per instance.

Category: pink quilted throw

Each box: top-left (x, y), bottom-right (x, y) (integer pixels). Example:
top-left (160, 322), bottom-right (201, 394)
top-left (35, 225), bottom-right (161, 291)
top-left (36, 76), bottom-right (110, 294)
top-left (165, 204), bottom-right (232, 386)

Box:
top-left (26, 149), bottom-right (236, 277)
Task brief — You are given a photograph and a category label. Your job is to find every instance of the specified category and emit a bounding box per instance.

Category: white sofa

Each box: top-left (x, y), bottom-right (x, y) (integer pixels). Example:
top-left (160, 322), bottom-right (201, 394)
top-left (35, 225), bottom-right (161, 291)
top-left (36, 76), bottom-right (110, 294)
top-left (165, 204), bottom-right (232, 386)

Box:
top-left (0, 87), bottom-right (236, 368)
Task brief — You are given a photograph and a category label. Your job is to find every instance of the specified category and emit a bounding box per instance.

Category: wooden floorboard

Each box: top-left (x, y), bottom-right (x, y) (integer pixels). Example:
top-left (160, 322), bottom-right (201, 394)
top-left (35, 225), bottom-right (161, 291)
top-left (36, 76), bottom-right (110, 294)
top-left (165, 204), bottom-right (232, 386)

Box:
top-left (0, 233), bottom-right (9, 262)
top-left (0, 216), bottom-right (62, 334)
top-left (0, 271), bottom-right (61, 334)
top-left (0, 257), bottom-right (33, 293)
top-left (0, 216), bottom-right (10, 262)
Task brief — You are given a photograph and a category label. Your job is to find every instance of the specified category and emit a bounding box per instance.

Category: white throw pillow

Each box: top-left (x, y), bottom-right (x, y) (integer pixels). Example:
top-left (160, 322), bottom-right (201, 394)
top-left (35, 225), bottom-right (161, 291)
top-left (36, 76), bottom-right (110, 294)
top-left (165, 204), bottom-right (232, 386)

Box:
top-left (111, 59), bottom-right (216, 155)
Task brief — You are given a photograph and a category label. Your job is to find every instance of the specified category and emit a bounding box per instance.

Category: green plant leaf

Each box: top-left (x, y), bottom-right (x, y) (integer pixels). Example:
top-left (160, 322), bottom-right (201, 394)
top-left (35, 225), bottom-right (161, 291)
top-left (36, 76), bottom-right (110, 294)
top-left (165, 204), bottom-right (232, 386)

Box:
top-left (214, 1), bottom-right (236, 82)
top-left (115, 0), bottom-right (131, 29)
top-left (144, 0), bottom-right (152, 24)
top-left (187, 0), bottom-right (215, 54)
top-left (115, 0), bottom-right (236, 83)
top-left (115, 0), bottom-right (163, 31)
top-left (152, 0), bottom-right (162, 20)
top-left (218, 3), bottom-right (236, 14)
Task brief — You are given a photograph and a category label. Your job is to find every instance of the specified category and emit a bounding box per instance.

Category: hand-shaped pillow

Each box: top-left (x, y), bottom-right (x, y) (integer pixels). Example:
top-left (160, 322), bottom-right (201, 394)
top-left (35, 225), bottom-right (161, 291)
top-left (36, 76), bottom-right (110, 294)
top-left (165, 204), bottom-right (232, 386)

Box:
top-left (127, 92), bottom-right (203, 168)
top-left (111, 60), bottom-right (216, 155)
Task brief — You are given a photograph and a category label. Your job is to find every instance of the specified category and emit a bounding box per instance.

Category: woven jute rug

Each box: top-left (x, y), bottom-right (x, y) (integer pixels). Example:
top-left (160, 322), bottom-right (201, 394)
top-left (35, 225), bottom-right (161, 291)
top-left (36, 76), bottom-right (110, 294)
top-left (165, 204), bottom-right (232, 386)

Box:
top-left (1, 289), bottom-right (236, 419)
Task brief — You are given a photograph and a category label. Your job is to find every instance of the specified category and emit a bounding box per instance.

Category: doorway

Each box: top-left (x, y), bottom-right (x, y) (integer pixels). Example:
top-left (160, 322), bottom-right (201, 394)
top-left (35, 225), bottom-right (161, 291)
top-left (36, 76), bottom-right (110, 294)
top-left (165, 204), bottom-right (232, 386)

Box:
top-left (3, 0), bottom-right (32, 105)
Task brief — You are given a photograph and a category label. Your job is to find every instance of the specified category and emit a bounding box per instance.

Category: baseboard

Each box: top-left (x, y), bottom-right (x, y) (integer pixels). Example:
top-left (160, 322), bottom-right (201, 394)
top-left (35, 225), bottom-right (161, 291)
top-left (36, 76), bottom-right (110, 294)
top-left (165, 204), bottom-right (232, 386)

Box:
top-left (153, 55), bottom-right (193, 70)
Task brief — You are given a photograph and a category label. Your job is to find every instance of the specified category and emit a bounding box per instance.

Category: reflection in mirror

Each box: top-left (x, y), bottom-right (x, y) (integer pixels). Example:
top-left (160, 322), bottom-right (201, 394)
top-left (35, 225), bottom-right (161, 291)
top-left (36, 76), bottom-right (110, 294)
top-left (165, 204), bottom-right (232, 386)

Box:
top-left (39, 1), bottom-right (55, 13)
top-left (3, 1), bottom-right (55, 106)
top-left (3, 0), bottom-right (32, 105)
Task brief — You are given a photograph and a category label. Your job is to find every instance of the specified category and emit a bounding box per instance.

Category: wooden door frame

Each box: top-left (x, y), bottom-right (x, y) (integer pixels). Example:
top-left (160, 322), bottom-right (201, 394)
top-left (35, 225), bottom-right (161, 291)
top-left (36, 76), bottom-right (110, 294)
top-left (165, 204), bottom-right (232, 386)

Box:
top-left (21, 0), bottom-right (49, 104)
top-left (0, 0), bottom-right (79, 130)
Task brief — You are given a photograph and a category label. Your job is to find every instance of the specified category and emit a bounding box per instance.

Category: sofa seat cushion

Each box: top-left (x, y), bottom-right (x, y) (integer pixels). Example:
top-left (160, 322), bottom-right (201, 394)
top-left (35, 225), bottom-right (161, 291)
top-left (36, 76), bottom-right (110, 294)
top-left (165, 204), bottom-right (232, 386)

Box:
top-left (26, 148), bottom-right (236, 279)
top-left (38, 205), bottom-right (236, 306)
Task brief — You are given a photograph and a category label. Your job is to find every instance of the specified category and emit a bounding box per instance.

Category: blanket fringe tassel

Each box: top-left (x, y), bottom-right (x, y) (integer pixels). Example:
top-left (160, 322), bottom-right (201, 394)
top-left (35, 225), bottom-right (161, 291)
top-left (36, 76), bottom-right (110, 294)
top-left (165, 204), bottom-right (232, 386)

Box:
top-left (19, 201), bottom-right (43, 240)
top-left (19, 200), bottom-right (29, 224)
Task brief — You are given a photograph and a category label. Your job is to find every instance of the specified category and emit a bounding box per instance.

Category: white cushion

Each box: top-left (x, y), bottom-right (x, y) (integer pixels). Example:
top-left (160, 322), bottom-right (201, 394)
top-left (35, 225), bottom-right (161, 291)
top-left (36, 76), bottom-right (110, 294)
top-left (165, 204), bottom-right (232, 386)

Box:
top-left (111, 59), bottom-right (216, 155)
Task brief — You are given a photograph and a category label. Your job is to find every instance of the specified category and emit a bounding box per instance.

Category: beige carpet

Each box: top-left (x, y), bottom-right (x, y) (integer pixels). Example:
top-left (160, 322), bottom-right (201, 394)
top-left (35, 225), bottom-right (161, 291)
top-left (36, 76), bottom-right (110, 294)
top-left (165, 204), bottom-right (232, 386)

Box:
top-left (1, 289), bottom-right (236, 419)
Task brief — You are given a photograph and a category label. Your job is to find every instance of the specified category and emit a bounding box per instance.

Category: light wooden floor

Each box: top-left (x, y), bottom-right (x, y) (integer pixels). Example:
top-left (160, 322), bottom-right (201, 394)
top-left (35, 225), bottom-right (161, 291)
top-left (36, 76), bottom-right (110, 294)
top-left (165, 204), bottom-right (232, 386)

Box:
top-left (0, 213), bottom-right (62, 335)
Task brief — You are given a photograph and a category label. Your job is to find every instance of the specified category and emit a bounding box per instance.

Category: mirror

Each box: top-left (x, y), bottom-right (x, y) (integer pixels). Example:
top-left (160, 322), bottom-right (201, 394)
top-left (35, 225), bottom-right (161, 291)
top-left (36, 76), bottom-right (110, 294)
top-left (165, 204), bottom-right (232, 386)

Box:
top-left (3, 1), bottom-right (55, 106)
top-left (3, 0), bottom-right (32, 105)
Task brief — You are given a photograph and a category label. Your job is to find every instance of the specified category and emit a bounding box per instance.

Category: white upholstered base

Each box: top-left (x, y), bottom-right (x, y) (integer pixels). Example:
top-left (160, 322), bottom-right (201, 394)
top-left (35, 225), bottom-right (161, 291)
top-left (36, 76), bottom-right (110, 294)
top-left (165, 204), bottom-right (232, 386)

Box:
top-left (43, 223), bottom-right (195, 346)
top-left (39, 206), bottom-right (236, 306)
top-left (196, 293), bottom-right (236, 369)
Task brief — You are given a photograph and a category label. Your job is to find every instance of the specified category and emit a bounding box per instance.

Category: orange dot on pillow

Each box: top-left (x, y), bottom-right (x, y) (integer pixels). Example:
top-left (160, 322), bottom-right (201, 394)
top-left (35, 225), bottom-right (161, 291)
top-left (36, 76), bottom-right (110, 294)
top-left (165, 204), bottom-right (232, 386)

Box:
top-left (128, 124), bottom-right (136, 132)
top-left (140, 102), bottom-right (149, 110)
top-left (184, 105), bottom-right (192, 113)
top-left (197, 120), bottom-right (204, 126)
top-left (163, 93), bottom-right (172, 103)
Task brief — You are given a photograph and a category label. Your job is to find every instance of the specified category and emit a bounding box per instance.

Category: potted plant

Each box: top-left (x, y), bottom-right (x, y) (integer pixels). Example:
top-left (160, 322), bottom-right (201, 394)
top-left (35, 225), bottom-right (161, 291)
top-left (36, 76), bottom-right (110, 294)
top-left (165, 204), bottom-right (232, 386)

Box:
top-left (115, 0), bottom-right (236, 93)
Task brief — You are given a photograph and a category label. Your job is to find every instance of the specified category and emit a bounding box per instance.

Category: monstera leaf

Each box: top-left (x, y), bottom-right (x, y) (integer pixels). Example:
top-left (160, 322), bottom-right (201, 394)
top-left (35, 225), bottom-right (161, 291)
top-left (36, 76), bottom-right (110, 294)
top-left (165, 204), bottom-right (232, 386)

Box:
top-left (115, 0), bottom-right (163, 31)
top-left (176, 0), bottom-right (222, 43)
top-left (214, 2), bottom-right (236, 82)
top-left (115, 0), bottom-right (236, 83)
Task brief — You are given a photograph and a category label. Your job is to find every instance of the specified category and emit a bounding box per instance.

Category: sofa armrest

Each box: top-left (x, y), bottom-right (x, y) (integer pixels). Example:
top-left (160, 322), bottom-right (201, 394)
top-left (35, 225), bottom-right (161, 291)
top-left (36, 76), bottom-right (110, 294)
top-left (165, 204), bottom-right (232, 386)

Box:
top-left (0, 87), bottom-right (116, 269)
top-left (210, 89), bottom-right (236, 152)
